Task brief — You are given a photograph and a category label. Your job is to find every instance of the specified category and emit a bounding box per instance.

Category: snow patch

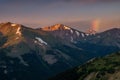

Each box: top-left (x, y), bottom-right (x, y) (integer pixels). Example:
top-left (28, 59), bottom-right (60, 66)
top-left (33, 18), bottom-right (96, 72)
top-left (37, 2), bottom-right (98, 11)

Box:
top-left (64, 26), bottom-right (71, 30)
top-left (81, 33), bottom-right (85, 37)
top-left (16, 27), bottom-right (21, 36)
top-left (35, 37), bottom-right (47, 45)
top-left (75, 31), bottom-right (80, 36)
top-left (43, 55), bottom-right (57, 64)
top-left (86, 33), bottom-right (89, 36)
top-left (11, 24), bottom-right (17, 26)
top-left (70, 36), bottom-right (76, 43)
top-left (70, 29), bottom-right (73, 34)
top-left (34, 40), bottom-right (37, 43)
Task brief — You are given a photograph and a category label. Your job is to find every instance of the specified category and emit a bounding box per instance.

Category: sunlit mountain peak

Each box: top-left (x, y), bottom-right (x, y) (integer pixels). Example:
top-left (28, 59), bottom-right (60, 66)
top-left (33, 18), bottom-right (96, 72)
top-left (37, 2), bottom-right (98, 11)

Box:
top-left (41, 24), bottom-right (71, 31)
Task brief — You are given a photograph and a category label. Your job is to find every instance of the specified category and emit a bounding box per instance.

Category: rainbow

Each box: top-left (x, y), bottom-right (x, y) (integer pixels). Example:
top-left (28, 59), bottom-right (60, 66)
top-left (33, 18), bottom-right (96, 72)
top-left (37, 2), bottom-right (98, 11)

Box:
top-left (92, 19), bottom-right (100, 31)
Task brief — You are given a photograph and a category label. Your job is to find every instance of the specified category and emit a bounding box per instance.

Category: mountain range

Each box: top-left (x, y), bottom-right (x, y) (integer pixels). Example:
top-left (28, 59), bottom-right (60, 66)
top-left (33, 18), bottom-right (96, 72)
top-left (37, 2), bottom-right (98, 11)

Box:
top-left (0, 22), bottom-right (120, 80)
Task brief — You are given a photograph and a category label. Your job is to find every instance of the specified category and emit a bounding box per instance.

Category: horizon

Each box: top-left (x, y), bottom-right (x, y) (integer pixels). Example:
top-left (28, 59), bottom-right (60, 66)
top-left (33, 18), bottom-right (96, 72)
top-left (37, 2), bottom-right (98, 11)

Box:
top-left (0, 22), bottom-right (119, 33)
top-left (0, 0), bottom-right (120, 32)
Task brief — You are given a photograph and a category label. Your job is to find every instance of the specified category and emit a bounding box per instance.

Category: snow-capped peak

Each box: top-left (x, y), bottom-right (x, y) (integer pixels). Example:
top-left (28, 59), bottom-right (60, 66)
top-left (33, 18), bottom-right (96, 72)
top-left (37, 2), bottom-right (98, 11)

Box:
top-left (41, 24), bottom-right (72, 31)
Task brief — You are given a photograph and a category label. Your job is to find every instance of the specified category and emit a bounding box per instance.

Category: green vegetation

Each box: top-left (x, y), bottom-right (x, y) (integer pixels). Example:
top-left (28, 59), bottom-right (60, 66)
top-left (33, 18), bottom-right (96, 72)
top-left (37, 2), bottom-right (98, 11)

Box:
top-left (50, 51), bottom-right (120, 80)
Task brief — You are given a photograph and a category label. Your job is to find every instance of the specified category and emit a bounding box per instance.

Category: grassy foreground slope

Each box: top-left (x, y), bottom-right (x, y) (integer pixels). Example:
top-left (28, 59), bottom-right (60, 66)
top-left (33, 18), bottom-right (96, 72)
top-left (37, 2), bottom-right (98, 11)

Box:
top-left (50, 51), bottom-right (120, 80)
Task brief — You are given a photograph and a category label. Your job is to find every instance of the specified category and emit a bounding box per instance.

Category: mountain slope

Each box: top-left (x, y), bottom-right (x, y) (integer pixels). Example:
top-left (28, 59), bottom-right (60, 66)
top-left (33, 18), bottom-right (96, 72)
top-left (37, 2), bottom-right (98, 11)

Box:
top-left (0, 22), bottom-right (77, 80)
top-left (40, 24), bottom-right (120, 49)
top-left (0, 22), bottom-right (94, 80)
top-left (40, 24), bottom-right (120, 61)
top-left (0, 22), bottom-right (120, 80)
top-left (84, 28), bottom-right (120, 48)
top-left (39, 24), bottom-right (87, 43)
top-left (74, 28), bottom-right (120, 56)
top-left (50, 51), bottom-right (120, 80)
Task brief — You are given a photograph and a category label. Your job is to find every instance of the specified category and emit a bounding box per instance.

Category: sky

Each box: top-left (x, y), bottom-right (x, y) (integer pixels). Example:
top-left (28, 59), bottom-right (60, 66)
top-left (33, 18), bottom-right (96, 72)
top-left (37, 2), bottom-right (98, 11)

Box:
top-left (0, 0), bottom-right (120, 32)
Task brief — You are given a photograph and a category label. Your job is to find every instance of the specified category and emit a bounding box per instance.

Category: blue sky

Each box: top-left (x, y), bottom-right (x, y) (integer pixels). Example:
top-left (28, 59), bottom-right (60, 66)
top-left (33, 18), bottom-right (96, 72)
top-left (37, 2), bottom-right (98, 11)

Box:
top-left (0, 0), bottom-right (120, 32)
